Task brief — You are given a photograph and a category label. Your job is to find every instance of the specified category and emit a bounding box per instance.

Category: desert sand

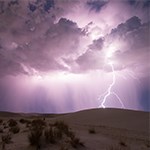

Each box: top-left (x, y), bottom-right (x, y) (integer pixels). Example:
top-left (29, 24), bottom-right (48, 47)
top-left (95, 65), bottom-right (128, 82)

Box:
top-left (0, 108), bottom-right (149, 150)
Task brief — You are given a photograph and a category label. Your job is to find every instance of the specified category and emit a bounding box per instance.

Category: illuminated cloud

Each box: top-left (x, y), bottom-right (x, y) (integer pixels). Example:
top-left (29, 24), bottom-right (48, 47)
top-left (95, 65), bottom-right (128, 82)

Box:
top-left (107, 16), bottom-right (150, 76)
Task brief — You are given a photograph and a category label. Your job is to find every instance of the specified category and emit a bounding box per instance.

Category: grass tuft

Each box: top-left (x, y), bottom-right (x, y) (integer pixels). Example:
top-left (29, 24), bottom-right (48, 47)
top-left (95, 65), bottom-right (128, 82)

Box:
top-left (54, 121), bottom-right (70, 135)
top-left (88, 127), bottom-right (96, 134)
top-left (44, 127), bottom-right (56, 144)
top-left (70, 135), bottom-right (84, 148)
top-left (9, 126), bottom-right (20, 134)
top-left (31, 119), bottom-right (46, 129)
top-left (0, 119), bottom-right (3, 124)
top-left (1, 133), bottom-right (12, 150)
top-left (8, 119), bottom-right (17, 127)
top-left (28, 127), bottom-right (43, 149)
top-left (119, 140), bottom-right (127, 147)
top-left (19, 119), bottom-right (31, 124)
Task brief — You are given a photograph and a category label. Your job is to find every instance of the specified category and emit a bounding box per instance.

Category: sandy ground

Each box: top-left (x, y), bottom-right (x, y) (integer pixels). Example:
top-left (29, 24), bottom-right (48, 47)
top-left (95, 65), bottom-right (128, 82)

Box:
top-left (0, 108), bottom-right (149, 150)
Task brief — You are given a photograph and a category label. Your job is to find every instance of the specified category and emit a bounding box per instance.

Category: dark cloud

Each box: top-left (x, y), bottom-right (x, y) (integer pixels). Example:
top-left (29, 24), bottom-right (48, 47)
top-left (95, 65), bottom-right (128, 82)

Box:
top-left (86, 0), bottom-right (109, 12)
top-left (75, 37), bottom-right (104, 72)
top-left (14, 16), bottom-right (83, 73)
top-left (44, 0), bottom-right (55, 12)
top-left (28, 0), bottom-right (55, 12)
top-left (29, 3), bottom-right (37, 12)
top-left (143, 0), bottom-right (150, 8)
top-left (0, 0), bottom-right (55, 14)
top-left (127, 0), bottom-right (150, 8)
top-left (127, 0), bottom-right (137, 6)
top-left (89, 38), bottom-right (104, 51)
top-left (109, 16), bottom-right (149, 51)
top-left (8, 0), bottom-right (19, 6)
top-left (0, 52), bottom-right (25, 77)
top-left (138, 77), bottom-right (150, 111)
top-left (76, 50), bottom-right (105, 71)
top-left (58, 18), bottom-right (77, 29)
top-left (0, 0), bottom-right (84, 76)
top-left (110, 16), bottom-right (141, 37)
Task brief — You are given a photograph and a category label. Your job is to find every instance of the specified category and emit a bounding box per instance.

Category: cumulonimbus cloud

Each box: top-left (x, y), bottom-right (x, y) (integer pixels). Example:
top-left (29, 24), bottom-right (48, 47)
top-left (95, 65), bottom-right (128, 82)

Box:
top-left (0, 0), bottom-right (149, 112)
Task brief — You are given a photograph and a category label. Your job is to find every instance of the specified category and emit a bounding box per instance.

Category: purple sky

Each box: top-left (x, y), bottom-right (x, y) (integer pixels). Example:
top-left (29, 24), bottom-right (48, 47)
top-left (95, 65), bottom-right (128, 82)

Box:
top-left (0, 0), bottom-right (149, 113)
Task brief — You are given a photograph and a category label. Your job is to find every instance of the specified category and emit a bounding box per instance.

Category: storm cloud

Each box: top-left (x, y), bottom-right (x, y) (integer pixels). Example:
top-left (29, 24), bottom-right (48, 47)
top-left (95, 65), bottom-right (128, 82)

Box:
top-left (0, 0), bottom-right (149, 112)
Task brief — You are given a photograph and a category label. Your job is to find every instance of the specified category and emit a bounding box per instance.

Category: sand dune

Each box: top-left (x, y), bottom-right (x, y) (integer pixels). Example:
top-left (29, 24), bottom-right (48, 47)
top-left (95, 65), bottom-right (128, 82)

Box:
top-left (54, 108), bottom-right (149, 133)
top-left (0, 108), bottom-right (149, 150)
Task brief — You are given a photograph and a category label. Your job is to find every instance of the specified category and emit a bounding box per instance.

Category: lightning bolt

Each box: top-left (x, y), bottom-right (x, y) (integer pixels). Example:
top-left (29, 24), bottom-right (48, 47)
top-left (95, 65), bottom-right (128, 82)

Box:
top-left (98, 62), bottom-right (125, 109)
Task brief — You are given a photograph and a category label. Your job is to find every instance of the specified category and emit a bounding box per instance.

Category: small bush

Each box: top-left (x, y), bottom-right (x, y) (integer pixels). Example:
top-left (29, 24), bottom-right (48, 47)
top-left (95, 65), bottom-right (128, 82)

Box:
top-left (9, 126), bottom-right (20, 134)
top-left (26, 123), bottom-right (31, 128)
top-left (44, 127), bottom-right (56, 144)
top-left (53, 121), bottom-right (84, 148)
top-left (66, 130), bottom-right (75, 139)
top-left (29, 117), bottom-right (45, 144)
top-left (54, 121), bottom-right (69, 135)
top-left (70, 136), bottom-right (84, 148)
top-left (145, 141), bottom-right (150, 148)
top-left (0, 119), bottom-right (3, 124)
top-left (2, 122), bottom-right (8, 129)
top-left (31, 119), bottom-right (46, 129)
top-left (53, 127), bottom-right (63, 139)
top-left (19, 118), bottom-right (31, 124)
top-left (8, 119), bottom-right (17, 127)
top-left (1, 133), bottom-right (12, 150)
top-left (19, 118), bottom-right (25, 124)
top-left (0, 128), bottom-right (3, 133)
top-left (1, 133), bottom-right (12, 144)
top-left (3, 125), bottom-right (8, 129)
top-left (88, 127), bottom-right (96, 134)
top-left (119, 140), bottom-right (127, 147)
top-left (28, 127), bottom-right (43, 149)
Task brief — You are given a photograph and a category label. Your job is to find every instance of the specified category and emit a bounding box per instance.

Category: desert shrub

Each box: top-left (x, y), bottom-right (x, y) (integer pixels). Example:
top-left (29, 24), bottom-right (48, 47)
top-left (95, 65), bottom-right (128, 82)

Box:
top-left (145, 140), bottom-right (150, 148)
top-left (54, 121), bottom-right (84, 148)
top-left (88, 127), bottom-right (96, 134)
top-left (70, 136), bottom-right (84, 148)
top-left (66, 130), bottom-right (75, 139)
top-left (1, 133), bottom-right (12, 150)
top-left (9, 126), bottom-right (20, 134)
top-left (2, 122), bottom-right (8, 129)
top-left (19, 118), bottom-right (31, 124)
top-left (1, 133), bottom-right (12, 144)
top-left (0, 119), bottom-right (3, 124)
top-left (8, 119), bottom-right (17, 127)
top-left (26, 122), bottom-right (31, 128)
top-left (44, 125), bottom-right (64, 144)
top-left (3, 125), bottom-right (8, 129)
top-left (2, 122), bottom-right (6, 126)
top-left (28, 127), bottom-right (43, 149)
top-left (19, 118), bottom-right (25, 124)
top-left (0, 128), bottom-right (3, 133)
top-left (54, 121), bottom-right (69, 135)
top-left (31, 119), bottom-right (46, 129)
top-left (119, 140), bottom-right (127, 147)
top-left (44, 127), bottom-right (56, 144)
top-left (53, 127), bottom-right (63, 139)
top-left (44, 120), bottom-right (84, 148)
